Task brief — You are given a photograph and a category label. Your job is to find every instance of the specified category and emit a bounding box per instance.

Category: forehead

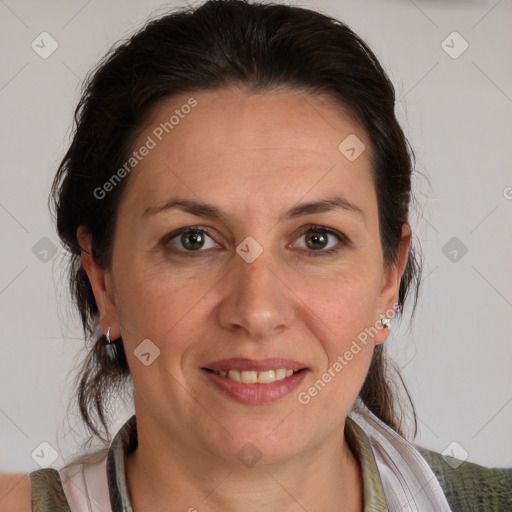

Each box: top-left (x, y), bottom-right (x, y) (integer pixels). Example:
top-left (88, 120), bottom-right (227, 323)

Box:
top-left (118, 86), bottom-right (376, 221)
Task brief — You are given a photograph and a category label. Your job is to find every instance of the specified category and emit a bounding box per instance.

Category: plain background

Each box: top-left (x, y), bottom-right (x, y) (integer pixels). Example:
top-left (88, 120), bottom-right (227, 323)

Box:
top-left (0, 0), bottom-right (511, 473)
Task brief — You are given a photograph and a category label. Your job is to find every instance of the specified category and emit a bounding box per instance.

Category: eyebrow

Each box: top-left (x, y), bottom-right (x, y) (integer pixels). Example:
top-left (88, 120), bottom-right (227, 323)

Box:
top-left (143, 195), bottom-right (365, 222)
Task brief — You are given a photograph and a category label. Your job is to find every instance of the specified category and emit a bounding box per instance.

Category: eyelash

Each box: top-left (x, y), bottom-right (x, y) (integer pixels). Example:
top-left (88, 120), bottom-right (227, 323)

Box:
top-left (163, 225), bottom-right (347, 258)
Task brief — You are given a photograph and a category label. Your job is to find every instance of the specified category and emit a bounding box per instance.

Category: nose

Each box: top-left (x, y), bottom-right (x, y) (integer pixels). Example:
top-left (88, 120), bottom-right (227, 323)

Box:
top-left (216, 249), bottom-right (296, 339)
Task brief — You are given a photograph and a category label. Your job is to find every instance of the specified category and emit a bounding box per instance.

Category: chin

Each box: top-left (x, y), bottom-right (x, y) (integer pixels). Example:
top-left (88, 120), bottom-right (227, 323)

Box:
top-left (209, 425), bottom-right (309, 466)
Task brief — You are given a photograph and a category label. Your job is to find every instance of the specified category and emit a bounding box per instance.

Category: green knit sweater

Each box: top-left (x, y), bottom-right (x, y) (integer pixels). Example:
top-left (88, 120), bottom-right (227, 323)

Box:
top-left (416, 446), bottom-right (512, 511)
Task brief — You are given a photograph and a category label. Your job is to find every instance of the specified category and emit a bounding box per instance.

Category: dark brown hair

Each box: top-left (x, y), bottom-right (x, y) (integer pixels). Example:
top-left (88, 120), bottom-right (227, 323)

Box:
top-left (50, 0), bottom-right (421, 454)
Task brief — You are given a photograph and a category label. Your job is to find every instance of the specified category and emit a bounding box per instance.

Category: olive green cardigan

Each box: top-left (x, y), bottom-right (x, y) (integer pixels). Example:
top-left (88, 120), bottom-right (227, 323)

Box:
top-left (416, 446), bottom-right (512, 511)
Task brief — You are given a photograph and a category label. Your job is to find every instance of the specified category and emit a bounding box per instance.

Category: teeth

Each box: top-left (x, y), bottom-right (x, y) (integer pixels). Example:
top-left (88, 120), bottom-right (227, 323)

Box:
top-left (258, 370), bottom-right (275, 383)
top-left (227, 370), bottom-right (241, 382)
top-left (276, 368), bottom-right (287, 380)
top-left (241, 370), bottom-right (258, 384)
top-left (212, 368), bottom-right (299, 384)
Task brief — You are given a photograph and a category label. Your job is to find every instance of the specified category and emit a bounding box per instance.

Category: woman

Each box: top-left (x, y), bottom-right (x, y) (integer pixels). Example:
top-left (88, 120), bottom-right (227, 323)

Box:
top-left (2, 0), bottom-right (510, 510)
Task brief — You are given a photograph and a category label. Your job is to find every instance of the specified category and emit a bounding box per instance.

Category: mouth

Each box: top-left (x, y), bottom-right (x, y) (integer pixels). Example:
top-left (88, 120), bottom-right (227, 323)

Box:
top-left (200, 357), bottom-right (309, 404)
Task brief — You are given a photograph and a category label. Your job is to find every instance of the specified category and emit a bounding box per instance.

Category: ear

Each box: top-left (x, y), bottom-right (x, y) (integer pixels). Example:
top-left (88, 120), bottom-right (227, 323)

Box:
top-left (373, 224), bottom-right (411, 345)
top-left (76, 225), bottom-right (122, 340)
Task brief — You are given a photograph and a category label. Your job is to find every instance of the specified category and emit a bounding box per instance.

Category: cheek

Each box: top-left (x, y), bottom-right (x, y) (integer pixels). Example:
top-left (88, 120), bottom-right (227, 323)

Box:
top-left (301, 274), bottom-right (380, 385)
top-left (309, 269), bottom-right (382, 334)
top-left (115, 269), bottom-right (201, 344)
top-left (302, 282), bottom-right (377, 410)
top-left (113, 269), bottom-right (203, 397)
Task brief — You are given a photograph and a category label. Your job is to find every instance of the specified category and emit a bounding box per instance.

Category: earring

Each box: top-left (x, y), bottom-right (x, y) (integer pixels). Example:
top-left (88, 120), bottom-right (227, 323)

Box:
top-left (103, 326), bottom-right (119, 360)
top-left (381, 317), bottom-right (391, 329)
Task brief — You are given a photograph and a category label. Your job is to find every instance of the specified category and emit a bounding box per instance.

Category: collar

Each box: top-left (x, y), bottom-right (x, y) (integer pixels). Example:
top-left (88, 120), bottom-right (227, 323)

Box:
top-left (105, 414), bottom-right (389, 512)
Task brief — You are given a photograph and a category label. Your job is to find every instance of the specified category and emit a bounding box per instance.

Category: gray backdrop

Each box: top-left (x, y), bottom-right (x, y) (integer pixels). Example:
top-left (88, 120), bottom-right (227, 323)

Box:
top-left (1, 0), bottom-right (511, 472)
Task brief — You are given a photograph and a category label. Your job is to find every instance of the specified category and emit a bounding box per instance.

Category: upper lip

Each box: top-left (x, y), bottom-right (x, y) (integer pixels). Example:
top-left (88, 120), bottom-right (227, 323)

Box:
top-left (203, 357), bottom-right (308, 372)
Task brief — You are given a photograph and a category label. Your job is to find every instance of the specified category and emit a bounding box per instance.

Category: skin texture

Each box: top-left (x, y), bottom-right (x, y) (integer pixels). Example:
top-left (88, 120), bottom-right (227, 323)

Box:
top-left (78, 86), bottom-right (410, 512)
top-left (0, 473), bottom-right (32, 512)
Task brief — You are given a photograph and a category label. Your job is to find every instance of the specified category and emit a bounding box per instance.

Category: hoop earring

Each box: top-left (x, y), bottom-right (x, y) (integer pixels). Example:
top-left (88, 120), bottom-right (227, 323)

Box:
top-left (103, 326), bottom-right (119, 360)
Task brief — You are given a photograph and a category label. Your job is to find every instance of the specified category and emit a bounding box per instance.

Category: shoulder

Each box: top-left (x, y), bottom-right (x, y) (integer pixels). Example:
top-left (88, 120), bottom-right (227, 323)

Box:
top-left (0, 472), bottom-right (32, 512)
top-left (415, 445), bottom-right (512, 512)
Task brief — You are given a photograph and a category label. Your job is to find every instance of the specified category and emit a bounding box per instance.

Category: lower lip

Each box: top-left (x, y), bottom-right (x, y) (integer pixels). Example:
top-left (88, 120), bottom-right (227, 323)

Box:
top-left (201, 369), bottom-right (309, 404)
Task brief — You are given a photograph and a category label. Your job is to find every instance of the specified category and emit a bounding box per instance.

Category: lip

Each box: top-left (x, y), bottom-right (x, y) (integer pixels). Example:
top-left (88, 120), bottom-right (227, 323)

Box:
top-left (201, 367), bottom-right (309, 404)
top-left (202, 357), bottom-right (308, 372)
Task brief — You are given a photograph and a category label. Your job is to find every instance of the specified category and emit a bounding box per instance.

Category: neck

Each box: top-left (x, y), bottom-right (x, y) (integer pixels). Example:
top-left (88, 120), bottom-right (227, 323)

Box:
top-left (124, 414), bottom-right (363, 512)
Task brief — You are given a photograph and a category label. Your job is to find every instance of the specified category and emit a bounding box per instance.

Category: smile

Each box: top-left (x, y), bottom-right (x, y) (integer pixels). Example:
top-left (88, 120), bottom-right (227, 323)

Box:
top-left (201, 357), bottom-right (309, 404)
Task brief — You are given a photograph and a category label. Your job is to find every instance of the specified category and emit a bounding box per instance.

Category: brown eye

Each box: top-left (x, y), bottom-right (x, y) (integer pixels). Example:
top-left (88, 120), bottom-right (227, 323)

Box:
top-left (180, 230), bottom-right (206, 250)
top-left (304, 231), bottom-right (329, 250)
top-left (165, 227), bottom-right (218, 254)
top-left (294, 226), bottom-right (347, 257)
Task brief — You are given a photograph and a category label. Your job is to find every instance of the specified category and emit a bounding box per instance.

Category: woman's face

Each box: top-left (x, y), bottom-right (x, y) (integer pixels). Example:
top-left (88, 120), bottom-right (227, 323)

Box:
top-left (80, 86), bottom-right (408, 466)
